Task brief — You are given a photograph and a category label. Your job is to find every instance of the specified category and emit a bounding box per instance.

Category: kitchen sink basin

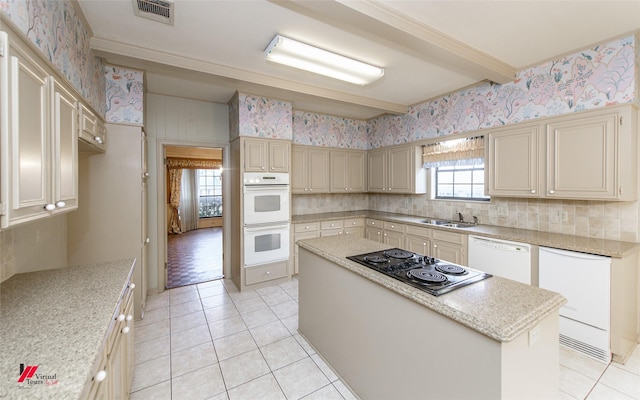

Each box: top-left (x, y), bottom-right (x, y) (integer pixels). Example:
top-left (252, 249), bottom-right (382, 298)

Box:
top-left (421, 219), bottom-right (476, 228)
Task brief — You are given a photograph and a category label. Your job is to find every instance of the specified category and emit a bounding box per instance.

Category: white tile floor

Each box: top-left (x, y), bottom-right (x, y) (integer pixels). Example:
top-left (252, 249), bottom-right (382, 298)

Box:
top-left (132, 277), bottom-right (640, 400)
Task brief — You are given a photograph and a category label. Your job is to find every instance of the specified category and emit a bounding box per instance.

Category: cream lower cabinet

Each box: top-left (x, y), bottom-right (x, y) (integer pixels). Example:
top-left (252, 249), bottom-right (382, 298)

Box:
top-left (0, 30), bottom-right (78, 228)
top-left (405, 225), bottom-right (431, 255)
top-left (87, 279), bottom-right (135, 400)
top-left (293, 222), bottom-right (320, 274)
top-left (291, 145), bottom-right (329, 194)
top-left (329, 149), bottom-right (366, 193)
top-left (382, 221), bottom-right (405, 247)
top-left (431, 230), bottom-right (467, 265)
top-left (244, 138), bottom-right (290, 172)
top-left (365, 219), bottom-right (384, 242)
top-left (343, 218), bottom-right (364, 236)
top-left (487, 105), bottom-right (637, 201)
top-left (367, 145), bottom-right (426, 194)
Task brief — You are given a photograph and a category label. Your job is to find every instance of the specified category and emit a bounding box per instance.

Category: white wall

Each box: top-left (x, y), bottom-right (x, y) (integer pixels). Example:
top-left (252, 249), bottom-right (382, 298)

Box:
top-left (13, 215), bottom-right (68, 273)
top-left (145, 93), bottom-right (230, 293)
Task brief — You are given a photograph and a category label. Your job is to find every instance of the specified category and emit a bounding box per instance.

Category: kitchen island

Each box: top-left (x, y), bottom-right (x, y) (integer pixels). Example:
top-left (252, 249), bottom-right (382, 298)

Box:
top-left (298, 235), bottom-right (566, 400)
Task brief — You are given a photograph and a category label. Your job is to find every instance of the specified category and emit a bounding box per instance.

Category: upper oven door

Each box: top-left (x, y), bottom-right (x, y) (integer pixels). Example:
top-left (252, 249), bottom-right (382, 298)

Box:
top-left (243, 185), bottom-right (290, 225)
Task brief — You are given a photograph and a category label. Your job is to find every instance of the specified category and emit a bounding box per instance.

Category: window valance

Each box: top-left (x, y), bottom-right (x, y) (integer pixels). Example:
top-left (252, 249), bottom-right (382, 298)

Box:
top-left (166, 157), bottom-right (222, 170)
top-left (422, 136), bottom-right (485, 168)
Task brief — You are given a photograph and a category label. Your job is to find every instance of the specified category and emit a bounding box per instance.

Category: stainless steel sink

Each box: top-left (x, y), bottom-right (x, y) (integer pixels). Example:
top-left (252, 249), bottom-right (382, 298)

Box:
top-left (420, 219), bottom-right (476, 228)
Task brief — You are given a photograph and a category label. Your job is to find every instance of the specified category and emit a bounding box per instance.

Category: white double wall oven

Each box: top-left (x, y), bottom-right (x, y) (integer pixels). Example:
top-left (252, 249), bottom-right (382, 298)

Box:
top-left (243, 172), bottom-right (290, 267)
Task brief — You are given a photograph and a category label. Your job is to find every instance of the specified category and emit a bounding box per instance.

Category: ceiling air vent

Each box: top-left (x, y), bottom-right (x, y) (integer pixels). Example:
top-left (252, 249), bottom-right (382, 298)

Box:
top-left (133, 0), bottom-right (174, 25)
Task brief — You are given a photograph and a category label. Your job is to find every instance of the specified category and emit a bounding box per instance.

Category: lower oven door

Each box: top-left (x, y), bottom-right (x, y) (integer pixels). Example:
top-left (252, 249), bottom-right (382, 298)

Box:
top-left (244, 223), bottom-right (290, 267)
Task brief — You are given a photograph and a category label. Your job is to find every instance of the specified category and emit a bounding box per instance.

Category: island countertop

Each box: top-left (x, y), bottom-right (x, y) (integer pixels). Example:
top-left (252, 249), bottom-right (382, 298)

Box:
top-left (292, 210), bottom-right (638, 258)
top-left (297, 235), bottom-right (566, 343)
top-left (0, 259), bottom-right (135, 400)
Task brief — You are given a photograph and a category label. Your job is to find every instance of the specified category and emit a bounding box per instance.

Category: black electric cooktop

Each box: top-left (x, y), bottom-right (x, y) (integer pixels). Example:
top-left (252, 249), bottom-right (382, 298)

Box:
top-left (347, 248), bottom-right (491, 296)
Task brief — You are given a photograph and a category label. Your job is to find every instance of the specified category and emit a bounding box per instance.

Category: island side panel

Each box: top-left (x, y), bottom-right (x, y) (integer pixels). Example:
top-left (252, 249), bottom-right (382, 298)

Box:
top-left (298, 248), bottom-right (503, 400)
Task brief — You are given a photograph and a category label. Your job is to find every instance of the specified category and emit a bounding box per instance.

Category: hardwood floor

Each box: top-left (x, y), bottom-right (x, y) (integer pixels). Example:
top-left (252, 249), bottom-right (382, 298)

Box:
top-left (167, 227), bottom-right (223, 289)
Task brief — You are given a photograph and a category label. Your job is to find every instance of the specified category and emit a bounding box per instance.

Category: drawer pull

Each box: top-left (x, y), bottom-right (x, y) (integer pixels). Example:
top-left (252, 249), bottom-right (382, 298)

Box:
top-left (94, 370), bottom-right (107, 382)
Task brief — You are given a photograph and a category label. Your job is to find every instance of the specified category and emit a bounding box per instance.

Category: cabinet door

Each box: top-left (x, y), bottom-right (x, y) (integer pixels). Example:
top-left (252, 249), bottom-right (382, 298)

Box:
top-left (269, 140), bottom-right (290, 172)
top-left (406, 234), bottom-right (431, 256)
top-left (547, 113), bottom-right (617, 199)
top-left (244, 139), bottom-right (267, 171)
top-left (308, 148), bottom-right (329, 193)
top-left (347, 151), bottom-right (366, 192)
top-left (383, 230), bottom-right (404, 247)
top-left (388, 146), bottom-right (413, 193)
top-left (4, 45), bottom-right (50, 226)
top-left (488, 122), bottom-right (541, 197)
top-left (51, 78), bottom-right (78, 213)
top-left (432, 240), bottom-right (464, 264)
top-left (365, 226), bottom-right (383, 243)
top-left (367, 149), bottom-right (386, 192)
top-left (291, 146), bottom-right (308, 193)
top-left (329, 150), bottom-right (348, 192)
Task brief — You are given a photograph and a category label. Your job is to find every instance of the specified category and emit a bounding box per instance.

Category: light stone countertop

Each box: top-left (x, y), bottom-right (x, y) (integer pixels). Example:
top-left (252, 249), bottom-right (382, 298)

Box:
top-left (0, 259), bottom-right (135, 400)
top-left (297, 235), bottom-right (566, 343)
top-left (292, 210), bottom-right (639, 258)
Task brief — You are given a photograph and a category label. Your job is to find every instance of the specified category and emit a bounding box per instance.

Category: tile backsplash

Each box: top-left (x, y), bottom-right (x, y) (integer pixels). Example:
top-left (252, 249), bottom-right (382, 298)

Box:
top-left (0, 229), bottom-right (15, 283)
top-left (292, 194), bottom-right (640, 242)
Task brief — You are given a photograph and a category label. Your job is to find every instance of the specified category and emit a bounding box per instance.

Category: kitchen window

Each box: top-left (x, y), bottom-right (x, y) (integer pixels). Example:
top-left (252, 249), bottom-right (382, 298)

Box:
top-left (435, 164), bottom-right (489, 201)
top-left (198, 169), bottom-right (222, 218)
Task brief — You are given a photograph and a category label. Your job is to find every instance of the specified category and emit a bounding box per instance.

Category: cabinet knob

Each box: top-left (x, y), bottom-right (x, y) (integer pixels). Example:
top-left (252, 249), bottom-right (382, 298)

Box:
top-left (549, 190), bottom-right (555, 194)
top-left (433, 244), bottom-right (438, 248)
top-left (126, 315), bottom-right (133, 322)
top-left (382, 188), bottom-right (386, 191)
top-left (145, 238), bottom-right (150, 244)
top-left (94, 136), bottom-right (103, 144)
top-left (388, 188), bottom-right (391, 191)
top-left (266, 271), bottom-right (271, 275)
top-left (122, 326), bottom-right (130, 334)
top-left (304, 188), bottom-right (308, 191)
top-left (143, 172), bottom-right (150, 178)
top-left (94, 370), bottom-right (107, 382)
top-left (44, 204), bottom-right (56, 211)
top-left (271, 167), bottom-right (275, 170)
top-left (130, 283), bottom-right (136, 289)
top-left (305, 226), bottom-right (309, 230)
top-left (55, 201), bottom-right (66, 208)
top-left (309, 189), bottom-right (313, 192)
top-left (391, 225), bottom-right (395, 228)
top-left (423, 242), bottom-right (427, 246)
top-left (261, 166), bottom-right (265, 170)
top-left (117, 314), bottom-right (125, 322)
top-left (531, 190), bottom-right (536, 194)
top-left (352, 222), bottom-right (356, 225)
top-left (345, 188), bottom-right (348, 191)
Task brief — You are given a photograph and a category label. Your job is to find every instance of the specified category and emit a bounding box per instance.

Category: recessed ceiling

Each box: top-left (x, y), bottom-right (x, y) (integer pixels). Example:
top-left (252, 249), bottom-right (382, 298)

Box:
top-left (78, 0), bottom-right (640, 120)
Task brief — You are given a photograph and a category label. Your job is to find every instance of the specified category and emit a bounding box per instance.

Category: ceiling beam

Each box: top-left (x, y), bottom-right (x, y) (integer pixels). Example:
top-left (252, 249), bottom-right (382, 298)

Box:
top-left (90, 36), bottom-right (409, 116)
top-left (275, 0), bottom-right (517, 84)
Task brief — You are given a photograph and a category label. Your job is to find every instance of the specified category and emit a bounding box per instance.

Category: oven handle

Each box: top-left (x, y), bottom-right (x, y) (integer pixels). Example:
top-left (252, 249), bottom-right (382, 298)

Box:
top-left (244, 185), bottom-right (289, 192)
top-left (244, 223), bottom-right (289, 232)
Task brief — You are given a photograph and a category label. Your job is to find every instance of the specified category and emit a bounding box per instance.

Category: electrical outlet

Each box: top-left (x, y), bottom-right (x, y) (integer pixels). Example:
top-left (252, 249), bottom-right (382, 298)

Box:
top-left (528, 325), bottom-right (541, 347)
top-left (496, 206), bottom-right (508, 217)
top-left (35, 227), bottom-right (41, 245)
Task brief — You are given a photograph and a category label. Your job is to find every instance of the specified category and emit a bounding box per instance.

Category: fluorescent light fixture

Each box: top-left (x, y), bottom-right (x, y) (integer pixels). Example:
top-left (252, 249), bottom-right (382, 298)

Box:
top-left (264, 34), bottom-right (384, 85)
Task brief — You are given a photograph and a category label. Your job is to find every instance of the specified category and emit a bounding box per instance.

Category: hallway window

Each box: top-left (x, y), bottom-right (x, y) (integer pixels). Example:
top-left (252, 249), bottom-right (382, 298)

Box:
top-left (198, 169), bottom-right (222, 217)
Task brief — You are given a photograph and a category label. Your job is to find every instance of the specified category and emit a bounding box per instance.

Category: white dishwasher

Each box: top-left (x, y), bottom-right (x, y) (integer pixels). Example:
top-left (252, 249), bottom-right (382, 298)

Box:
top-left (539, 247), bottom-right (611, 363)
top-left (468, 236), bottom-right (532, 284)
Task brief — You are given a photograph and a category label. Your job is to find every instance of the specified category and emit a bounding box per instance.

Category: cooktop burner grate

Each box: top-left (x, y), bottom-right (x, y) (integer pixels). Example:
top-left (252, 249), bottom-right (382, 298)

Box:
top-left (435, 264), bottom-right (467, 275)
top-left (383, 249), bottom-right (414, 259)
top-left (364, 255), bottom-right (389, 263)
top-left (407, 269), bottom-right (448, 284)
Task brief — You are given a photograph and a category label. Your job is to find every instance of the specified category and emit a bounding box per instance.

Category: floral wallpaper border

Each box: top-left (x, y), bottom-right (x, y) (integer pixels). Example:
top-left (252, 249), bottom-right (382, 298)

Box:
top-left (105, 65), bottom-right (144, 125)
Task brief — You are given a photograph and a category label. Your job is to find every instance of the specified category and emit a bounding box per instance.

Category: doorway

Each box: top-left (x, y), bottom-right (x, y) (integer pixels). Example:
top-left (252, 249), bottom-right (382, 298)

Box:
top-left (165, 145), bottom-right (224, 289)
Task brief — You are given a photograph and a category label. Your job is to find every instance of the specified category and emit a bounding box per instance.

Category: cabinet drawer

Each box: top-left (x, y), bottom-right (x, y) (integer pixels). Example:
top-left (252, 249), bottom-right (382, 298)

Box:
top-left (366, 219), bottom-right (384, 227)
top-left (405, 225), bottom-right (431, 237)
top-left (245, 262), bottom-right (288, 285)
top-left (384, 221), bottom-right (405, 233)
top-left (294, 222), bottom-right (320, 233)
top-left (343, 218), bottom-right (364, 228)
top-left (320, 228), bottom-right (343, 237)
top-left (344, 227), bottom-right (364, 236)
top-left (432, 229), bottom-right (465, 245)
top-left (321, 220), bottom-right (344, 230)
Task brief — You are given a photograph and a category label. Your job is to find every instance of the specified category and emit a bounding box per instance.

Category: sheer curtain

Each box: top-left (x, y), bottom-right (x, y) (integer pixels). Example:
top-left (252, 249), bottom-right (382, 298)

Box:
top-left (179, 169), bottom-right (199, 232)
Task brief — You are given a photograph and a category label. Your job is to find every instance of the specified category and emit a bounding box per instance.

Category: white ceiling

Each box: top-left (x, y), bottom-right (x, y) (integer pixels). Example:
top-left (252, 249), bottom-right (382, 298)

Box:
top-left (79, 0), bottom-right (640, 120)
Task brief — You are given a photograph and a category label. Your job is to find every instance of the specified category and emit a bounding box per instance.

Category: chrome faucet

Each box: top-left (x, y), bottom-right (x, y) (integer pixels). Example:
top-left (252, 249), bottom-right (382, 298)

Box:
top-left (457, 211), bottom-right (464, 222)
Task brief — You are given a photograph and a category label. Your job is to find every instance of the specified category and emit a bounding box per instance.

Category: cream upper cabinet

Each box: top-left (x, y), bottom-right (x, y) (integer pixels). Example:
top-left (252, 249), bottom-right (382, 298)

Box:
top-left (244, 138), bottom-right (290, 172)
top-left (329, 149), bottom-right (366, 193)
top-left (546, 107), bottom-right (635, 200)
top-left (487, 105), bottom-right (637, 201)
top-left (487, 121), bottom-right (541, 197)
top-left (291, 145), bottom-right (329, 194)
top-left (0, 31), bottom-right (78, 228)
top-left (367, 145), bottom-right (426, 194)
top-left (78, 103), bottom-right (106, 152)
